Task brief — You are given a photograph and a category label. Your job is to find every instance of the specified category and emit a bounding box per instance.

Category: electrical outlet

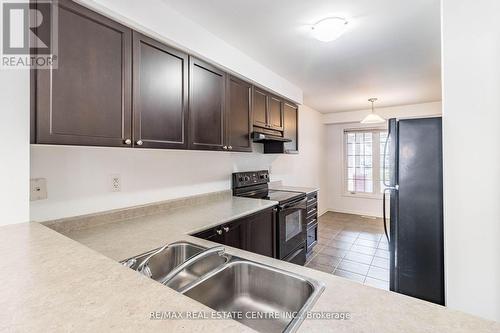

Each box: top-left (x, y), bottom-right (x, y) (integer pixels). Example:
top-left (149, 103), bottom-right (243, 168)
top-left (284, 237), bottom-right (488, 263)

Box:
top-left (30, 178), bottom-right (48, 201)
top-left (110, 174), bottom-right (121, 192)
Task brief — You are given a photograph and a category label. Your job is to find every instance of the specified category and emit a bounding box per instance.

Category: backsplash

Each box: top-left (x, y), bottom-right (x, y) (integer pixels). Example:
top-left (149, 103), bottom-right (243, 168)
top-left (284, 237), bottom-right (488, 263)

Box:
top-left (30, 106), bottom-right (327, 221)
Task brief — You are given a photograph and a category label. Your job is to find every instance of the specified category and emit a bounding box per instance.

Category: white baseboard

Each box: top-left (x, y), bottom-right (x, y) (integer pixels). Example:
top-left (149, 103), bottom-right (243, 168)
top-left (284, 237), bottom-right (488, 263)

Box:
top-left (323, 207), bottom-right (383, 218)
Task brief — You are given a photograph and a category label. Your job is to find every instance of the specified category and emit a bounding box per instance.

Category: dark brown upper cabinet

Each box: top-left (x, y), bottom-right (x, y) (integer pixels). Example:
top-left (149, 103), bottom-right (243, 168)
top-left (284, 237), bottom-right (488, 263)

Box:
top-left (35, 0), bottom-right (132, 147)
top-left (253, 88), bottom-right (268, 128)
top-left (188, 57), bottom-right (226, 151)
top-left (252, 88), bottom-right (284, 131)
top-left (283, 102), bottom-right (299, 153)
top-left (132, 32), bottom-right (188, 149)
top-left (268, 95), bottom-right (284, 131)
top-left (32, 1), bottom-right (290, 154)
top-left (225, 76), bottom-right (252, 152)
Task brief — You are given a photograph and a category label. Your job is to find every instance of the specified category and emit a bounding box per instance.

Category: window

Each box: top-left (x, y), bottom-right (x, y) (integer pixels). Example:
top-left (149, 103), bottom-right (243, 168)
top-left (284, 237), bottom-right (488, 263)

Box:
top-left (345, 129), bottom-right (389, 196)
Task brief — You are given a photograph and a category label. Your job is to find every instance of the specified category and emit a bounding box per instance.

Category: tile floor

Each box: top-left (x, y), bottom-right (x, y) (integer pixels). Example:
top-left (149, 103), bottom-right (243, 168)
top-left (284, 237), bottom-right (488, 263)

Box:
top-left (305, 211), bottom-right (390, 290)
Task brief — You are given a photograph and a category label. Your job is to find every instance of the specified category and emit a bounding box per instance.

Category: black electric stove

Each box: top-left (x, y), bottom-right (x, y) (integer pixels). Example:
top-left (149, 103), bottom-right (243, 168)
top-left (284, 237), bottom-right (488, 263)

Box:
top-left (232, 170), bottom-right (305, 204)
top-left (232, 170), bottom-right (307, 265)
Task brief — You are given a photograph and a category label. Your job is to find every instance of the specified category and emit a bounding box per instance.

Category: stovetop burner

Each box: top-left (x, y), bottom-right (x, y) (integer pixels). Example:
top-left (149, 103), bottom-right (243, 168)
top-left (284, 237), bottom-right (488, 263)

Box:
top-left (232, 170), bottom-right (305, 205)
top-left (265, 189), bottom-right (304, 204)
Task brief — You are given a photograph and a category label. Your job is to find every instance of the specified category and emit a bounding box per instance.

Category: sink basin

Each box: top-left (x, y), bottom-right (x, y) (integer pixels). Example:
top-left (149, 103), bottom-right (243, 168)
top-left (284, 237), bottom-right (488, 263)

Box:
top-left (183, 260), bottom-right (324, 333)
top-left (166, 250), bottom-right (229, 291)
top-left (121, 242), bottom-right (229, 291)
top-left (122, 242), bottom-right (323, 332)
top-left (122, 242), bottom-right (205, 280)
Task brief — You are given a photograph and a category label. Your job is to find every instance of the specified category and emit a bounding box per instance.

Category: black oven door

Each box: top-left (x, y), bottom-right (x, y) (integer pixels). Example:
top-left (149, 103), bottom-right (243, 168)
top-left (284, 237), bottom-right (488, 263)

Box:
top-left (278, 197), bottom-right (307, 259)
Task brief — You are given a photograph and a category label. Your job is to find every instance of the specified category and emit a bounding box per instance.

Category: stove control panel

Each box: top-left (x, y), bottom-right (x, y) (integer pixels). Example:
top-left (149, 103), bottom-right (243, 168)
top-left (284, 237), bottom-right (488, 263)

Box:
top-left (232, 170), bottom-right (269, 188)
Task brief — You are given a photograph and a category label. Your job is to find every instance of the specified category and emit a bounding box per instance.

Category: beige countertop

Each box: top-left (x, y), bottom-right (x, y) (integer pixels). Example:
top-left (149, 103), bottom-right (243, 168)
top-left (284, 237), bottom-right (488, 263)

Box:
top-left (1, 193), bottom-right (498, 332)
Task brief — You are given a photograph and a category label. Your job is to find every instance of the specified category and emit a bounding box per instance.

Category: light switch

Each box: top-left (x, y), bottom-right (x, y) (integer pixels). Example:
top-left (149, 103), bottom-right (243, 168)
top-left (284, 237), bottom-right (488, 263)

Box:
top-left (30, 178), bottom-right (48, 201)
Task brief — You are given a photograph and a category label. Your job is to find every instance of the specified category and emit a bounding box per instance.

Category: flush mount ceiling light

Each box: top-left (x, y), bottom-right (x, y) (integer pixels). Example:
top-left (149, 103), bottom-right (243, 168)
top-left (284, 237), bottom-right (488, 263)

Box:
top-left (361, 98), bottom-right (386, 124)
top-left (311, 17), bottom-right (349, 42)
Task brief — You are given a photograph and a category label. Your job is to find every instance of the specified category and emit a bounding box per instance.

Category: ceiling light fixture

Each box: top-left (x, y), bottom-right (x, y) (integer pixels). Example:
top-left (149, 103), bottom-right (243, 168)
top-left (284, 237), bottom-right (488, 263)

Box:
top-left (361, 98), bottom-right (385, 124)
top-left (311, 17), bottom-right (349, 42)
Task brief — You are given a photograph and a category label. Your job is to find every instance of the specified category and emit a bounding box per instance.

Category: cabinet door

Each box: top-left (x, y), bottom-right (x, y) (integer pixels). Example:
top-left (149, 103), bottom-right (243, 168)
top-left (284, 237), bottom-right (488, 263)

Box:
top-left (283, 102), bottom-right (299, 153)
top-left (268, 95), bottom-right (284, 131)
top-left (36, 0), bottom-right (131, 146)
top-left (226, 76), bottom-right (252, 152)
top-left (223, 220), bottom-right (245, 249)
top-left (244, 208), bottom-right (276, 258)
top-left (132, 32), bottom-right (188, 149)
top-left (198, 228), bottom-right (225, 244)
top-left (253, 88), bottom-right (268, 128)
top-left (189, 57), bottom-right (225, 150)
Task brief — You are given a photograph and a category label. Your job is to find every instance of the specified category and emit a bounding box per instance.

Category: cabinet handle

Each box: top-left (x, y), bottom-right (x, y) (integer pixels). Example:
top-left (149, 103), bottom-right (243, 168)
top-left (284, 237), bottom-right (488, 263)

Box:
top-left (136, 140), bottom-right (143, 146)
top-left (124, 139), bottom-right (132, 145)
top-left (223, 226), bottom-right (230, 233)
top-left (216, 229), bottom-right (223, 235)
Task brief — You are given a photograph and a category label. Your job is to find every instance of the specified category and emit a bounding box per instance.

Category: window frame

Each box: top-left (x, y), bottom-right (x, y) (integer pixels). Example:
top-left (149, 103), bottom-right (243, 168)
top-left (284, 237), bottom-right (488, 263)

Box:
top-left (342, 126), bottom-right (388, 200)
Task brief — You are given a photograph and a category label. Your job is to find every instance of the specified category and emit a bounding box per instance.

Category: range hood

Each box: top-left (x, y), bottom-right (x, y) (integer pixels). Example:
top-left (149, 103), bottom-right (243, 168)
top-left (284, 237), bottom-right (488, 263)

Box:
top-left (252, 131), bottom-right (292, 143)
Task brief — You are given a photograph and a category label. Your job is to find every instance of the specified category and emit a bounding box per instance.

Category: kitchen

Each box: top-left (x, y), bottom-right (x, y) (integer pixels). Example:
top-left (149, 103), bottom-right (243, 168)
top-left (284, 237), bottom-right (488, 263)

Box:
top-left (1, 0), bottom-right (500, 332)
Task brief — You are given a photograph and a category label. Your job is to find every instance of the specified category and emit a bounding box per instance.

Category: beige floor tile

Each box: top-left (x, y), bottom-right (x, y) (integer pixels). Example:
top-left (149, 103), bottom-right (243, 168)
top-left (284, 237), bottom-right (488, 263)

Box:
top-left (327, 240), bottom-right (353, 250)
top-left (337, 259), bottom-right (370, 275)
top-left (344, 251), bottom-right (374, 265)
top-left (364, 277), bottom-right (389, 290)
top-left (375, 248), bottom-right (390, 259)
top-left (354, 238), bottom-right (379, 248)
top-left (333, 269), bottom-right (365, 283)
top-left (377, 241), bottom-right (389, 250)
top-left (320, 245), bottom-right (348, 258)
top-left (371, 256), bottom-right (389, 269)
top-left (306, 262), bottom-right (334, 274)
top-left (349, 244), bottom-right (377, 256)
top-left (367, 266), bottom-right (390, 281)
top-left (309, 253), bottom-right (341, 267)
top-left (333, 234), bottom-right (357, 243)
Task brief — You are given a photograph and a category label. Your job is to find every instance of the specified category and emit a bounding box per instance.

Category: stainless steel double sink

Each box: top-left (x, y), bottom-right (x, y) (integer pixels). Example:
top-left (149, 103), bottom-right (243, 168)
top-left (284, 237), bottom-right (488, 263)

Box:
top-left (121, 241), bottom-right (324, 333)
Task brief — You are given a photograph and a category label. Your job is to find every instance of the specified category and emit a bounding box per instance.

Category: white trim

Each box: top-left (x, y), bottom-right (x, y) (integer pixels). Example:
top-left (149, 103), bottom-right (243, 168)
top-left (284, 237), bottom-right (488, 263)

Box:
top-left (342, 192), bottom-right (383, 200)
top-left (324, 209), bottom-right (382, 219)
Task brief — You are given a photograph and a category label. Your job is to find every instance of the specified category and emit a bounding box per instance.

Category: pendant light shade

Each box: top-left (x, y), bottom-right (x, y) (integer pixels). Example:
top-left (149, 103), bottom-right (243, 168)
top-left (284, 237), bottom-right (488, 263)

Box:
top-left (361, 98), bottom-right (385, 124)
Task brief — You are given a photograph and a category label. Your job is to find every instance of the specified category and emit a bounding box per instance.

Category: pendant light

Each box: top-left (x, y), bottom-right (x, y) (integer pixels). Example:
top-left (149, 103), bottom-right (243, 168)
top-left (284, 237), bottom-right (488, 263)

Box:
top-left (361, 98), bottom-right (385, 124)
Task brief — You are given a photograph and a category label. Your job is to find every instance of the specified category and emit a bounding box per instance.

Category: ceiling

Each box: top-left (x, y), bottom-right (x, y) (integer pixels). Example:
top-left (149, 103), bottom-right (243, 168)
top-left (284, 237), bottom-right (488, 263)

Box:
top-left (162, 0), bottom-right (441, 113)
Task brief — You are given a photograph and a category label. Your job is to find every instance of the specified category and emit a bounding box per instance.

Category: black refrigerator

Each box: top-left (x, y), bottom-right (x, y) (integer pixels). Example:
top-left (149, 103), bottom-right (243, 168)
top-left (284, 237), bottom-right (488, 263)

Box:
top-left (383, 117), bottom-right (445, 305)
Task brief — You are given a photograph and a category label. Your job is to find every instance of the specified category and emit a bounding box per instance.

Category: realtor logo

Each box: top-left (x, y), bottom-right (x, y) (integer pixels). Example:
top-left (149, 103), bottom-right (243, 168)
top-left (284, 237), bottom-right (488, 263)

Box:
top-left (1, 0), bottom-right (58, 69)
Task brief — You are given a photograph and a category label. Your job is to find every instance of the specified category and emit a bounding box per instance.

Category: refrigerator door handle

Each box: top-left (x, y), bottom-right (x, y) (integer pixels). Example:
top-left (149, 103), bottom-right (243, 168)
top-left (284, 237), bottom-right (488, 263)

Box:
top-left (382, 187), bottom-right (398, 243)
top-left (382, 127), bottom-right (392, 188)
top-left (383, 189), bottom-right (389, 243)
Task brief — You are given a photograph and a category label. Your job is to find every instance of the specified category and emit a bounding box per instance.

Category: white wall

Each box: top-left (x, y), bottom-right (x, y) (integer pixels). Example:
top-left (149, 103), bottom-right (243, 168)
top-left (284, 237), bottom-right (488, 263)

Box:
top-left (75, 0), bottom-right (302, 104)
top-left (0, 70), bottom-right (30, 226)
top-left (324, 102), bottom-right (442, 217)
top-left (442, 0), bottom-right (500, 321)
top-left (30, 105), bottom-right (327, 221)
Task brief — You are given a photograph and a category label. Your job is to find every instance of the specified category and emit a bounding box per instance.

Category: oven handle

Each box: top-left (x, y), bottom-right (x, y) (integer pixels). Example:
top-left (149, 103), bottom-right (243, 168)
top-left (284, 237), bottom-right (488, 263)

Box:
top-left (279, 197), bottom-right (307, 210)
